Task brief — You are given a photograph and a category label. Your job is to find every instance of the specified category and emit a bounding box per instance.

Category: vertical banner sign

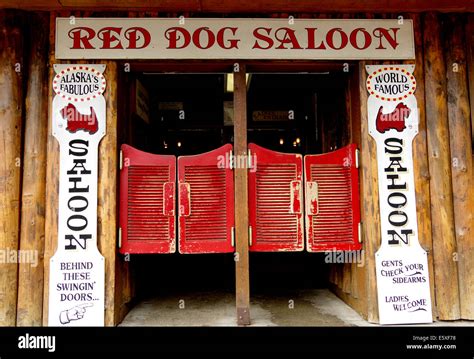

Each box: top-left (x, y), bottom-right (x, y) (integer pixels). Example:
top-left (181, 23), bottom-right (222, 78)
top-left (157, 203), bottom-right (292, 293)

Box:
top-left (49, 64), bottom-right (106, 326)
top-left (366, 65), bottom-right (432, 324)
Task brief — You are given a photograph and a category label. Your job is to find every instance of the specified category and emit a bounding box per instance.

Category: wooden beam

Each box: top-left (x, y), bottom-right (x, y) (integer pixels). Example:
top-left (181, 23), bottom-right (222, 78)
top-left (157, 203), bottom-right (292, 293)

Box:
top-left (445, 14), bottom-right (474, 320)
top-left (341, 61), bottom-right (368, 318)
top-left (114, 62), bottom-right (134, 326)
top-left (467, 15), bottom-right (474, 148)
top-left (404, 12), bottom-right (436, 320)
top-left (233, 64), bottom-right (250, 326)
top-left (97, 60), bottom-right (119, 326)
top-left (42, 11), bottom-right (63, 326)
top-left (16, 12), bottom-right (49, 326)
top-left (1, 0), bottom-right (474, 12)
top-left (423, 12), bottom-right (460, 320)
top-left (0, 9), bottom-right (24, 326)
top-left (358, 61), bottom-right (381, 323)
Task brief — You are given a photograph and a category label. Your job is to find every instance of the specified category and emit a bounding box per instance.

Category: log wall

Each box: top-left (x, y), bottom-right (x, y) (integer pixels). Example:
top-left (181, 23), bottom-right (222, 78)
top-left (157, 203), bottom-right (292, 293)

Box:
top-left (16, 12), bottom-right (49, 326)
top-left (445, 14), bottom-right (474, 319)
top-left (0, 10), bottom-right (472, 326)
top-left (0, 10), bottom-right (24, 326)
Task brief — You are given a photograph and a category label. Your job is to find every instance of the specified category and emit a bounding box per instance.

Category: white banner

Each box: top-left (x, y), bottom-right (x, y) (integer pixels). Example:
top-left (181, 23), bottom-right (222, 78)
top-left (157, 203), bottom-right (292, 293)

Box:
top-left (367, 65), bottom-right (432, 324)
top-left (48, 64), bottom-right (106, 326)
top-left (56, 18), bottom-right (415, 60)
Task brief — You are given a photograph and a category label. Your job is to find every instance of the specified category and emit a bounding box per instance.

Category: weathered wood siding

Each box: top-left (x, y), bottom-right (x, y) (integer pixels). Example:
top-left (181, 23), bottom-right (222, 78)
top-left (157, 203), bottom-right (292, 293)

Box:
top-left (0, 11), bottom-right (472, 326)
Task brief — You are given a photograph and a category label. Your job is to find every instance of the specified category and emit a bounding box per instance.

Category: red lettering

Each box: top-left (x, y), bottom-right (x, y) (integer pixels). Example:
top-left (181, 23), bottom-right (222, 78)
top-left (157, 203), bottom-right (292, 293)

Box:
top-left (217, 27), bottom-right (239, 49)
top-left (350, 28), bottom-right (372, 50)
top-left (97, 27), bottom-right (123, 49)
top-left (68, 27), bottom-right (95, 49)
top-left (124, 27), bottom-right (151, 49)
top-left (192, 27), bottom-right (215, 49)
top-left (305, 28), bottom-right (326, 49)
top-left (274, 28), bottom-right (302, 49)
top-left (252, 27), bottom-right (273, 49)
top-left (326, 28), bottom-right (348, 50)
top-left (373, 28), bottom-right (399, 49)
top-left (165, 27), bottom-right (191, 49)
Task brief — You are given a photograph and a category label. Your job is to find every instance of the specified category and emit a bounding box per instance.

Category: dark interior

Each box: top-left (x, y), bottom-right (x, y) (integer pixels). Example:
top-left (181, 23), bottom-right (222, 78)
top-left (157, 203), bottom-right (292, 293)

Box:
top-left (120, 71), bottom-right (351, 300)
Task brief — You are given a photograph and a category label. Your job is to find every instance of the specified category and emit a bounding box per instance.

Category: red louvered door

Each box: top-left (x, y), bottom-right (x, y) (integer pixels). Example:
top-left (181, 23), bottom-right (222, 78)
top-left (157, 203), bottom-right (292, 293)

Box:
top-left (178, 144), bottom-right (234, 254)
top-left (304, 144), bottom-right (361, 252)
top-left (119, 144), bottom-right (176, 254)
top-left (248, 143), bottom-right (304, 252)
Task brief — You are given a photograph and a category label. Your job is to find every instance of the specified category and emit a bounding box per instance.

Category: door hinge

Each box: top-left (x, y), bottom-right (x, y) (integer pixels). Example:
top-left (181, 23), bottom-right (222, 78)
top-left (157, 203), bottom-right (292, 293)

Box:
top-left (119, 150), bottom-right (123, 170)
top-left (231, 226), bottom-right (235, 247)
top-left (355, 149), bottom-right (360, 169)
top-left (358, 222), bottom-right (362, 243)
top-left (229, 150), bottom-right (233, 170)
top-left (248, 225), bottom-right (253, 247)
top-left (118, 227), bottom-right (122, 248)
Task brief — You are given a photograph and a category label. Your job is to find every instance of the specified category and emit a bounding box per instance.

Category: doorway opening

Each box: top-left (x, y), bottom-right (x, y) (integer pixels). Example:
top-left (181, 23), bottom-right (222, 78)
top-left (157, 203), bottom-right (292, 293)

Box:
top-left (117, 65), bottom-right (359, 325)
top-left (119, 72), bottom-right (236, 311)
top-left (245, 72), bottom-right (354, 305)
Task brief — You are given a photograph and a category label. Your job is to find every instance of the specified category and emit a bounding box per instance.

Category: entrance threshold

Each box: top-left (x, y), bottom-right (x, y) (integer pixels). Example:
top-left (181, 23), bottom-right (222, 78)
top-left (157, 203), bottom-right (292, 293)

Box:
top-left (119, 289), bottom-right (368, 326)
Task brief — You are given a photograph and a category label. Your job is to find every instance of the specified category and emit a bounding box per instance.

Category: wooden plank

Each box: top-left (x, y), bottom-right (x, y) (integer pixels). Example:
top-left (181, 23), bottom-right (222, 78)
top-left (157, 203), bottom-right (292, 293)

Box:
top-left (358, 60), bottom-right (381, 323)
top-left (0, 9), bottom-right (24, 326)
top-left (114, 60), bottom-right (133, 326)
top-left (233, 65), bottom-right (250, 325)
top-left (42, 10), bottom-right (65, 326)
top-left (98, 60), bottom-right (118, 326)
top-left (2, 0), bottom-right (474, 12)
top-left (445, 14), bottom-right (474, 320)
top-left (467, 15), bottom-right (474, 149)
top-left (349, 61), bottom-right (364, 302)
top-left (341, 56), bottom-right (352, 295)
top-left (423, 12), bottom-right (461, 320)
top-left (404, 12), bottom-right (437, 320)
top-left (16, 12), bottom-right (49, 326)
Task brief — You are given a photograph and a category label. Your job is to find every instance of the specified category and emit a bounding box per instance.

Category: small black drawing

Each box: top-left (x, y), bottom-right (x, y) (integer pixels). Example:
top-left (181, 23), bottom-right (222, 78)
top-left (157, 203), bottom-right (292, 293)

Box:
top-left (59, 303), bottom-right (93, 324)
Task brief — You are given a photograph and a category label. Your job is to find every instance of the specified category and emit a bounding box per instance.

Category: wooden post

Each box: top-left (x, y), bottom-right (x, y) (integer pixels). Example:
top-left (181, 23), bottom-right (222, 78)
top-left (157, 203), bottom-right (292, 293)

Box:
top-left (0, 10), bottom-right (24, 326)
top-left (330, 62), bottom-right (369, 318)
top-left (405, 13), bottom-right (436, 319)
top-left (467, 15), bottom-right (474, 146)
top-left (358, 61), bottom-right (381, 323)
top-left (233, 65), bottom-right (250, 325)
top-left (98, 60), bottom-right (118, 326)
top-left (348, 64), bottom-right (366, 306)
top-left (16, 12), bottom-right (49, 326)
top-left (43, 11), bottom-right (63, 326)
top-left (423, 12), bottom-right (461, 320)
top-left (445, 14), bottom-right (474, 320)
top-left (114, 61), bottom-right (133, 325)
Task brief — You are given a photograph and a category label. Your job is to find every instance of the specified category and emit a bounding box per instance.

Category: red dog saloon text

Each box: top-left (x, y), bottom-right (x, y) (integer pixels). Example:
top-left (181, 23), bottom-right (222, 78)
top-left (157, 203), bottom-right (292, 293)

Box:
top-left (69, 25), bottom-right (400, 51)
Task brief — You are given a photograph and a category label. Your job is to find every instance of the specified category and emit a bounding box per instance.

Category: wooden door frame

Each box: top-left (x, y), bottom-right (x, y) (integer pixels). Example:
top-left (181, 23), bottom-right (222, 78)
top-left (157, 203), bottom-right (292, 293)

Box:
top-left (120, 60), bottom-right (361, 325)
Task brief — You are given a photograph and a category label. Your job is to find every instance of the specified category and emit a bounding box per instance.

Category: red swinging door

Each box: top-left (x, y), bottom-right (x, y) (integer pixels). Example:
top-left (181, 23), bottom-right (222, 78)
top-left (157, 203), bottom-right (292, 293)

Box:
top-left (119, 143), bottom-right (361, 254)
top-left (248, 143), bottom-right (304, 252)
top-left (119, 144), bottom-right (176, 254)
top-left (177, 144), bottom-right (235, 254)
top-left (304, 144), bottom-right (361, 252)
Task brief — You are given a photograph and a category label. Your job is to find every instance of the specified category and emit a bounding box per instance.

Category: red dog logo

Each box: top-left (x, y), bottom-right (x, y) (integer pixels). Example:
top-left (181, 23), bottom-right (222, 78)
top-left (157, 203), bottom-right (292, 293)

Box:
top-left (60, 103), bottom-right (98, 134)
top-left (376, 102), bottom-right (410, 133)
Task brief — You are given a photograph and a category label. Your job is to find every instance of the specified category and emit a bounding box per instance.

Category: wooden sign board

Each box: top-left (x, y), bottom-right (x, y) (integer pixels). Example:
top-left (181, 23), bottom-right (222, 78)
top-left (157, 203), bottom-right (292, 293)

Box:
top-left (367, 65), bottom-right (432, 324)
top-left (56, 18), bottom-right (415, 60)
top-left (48, 64), bottom-right (106, 326)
